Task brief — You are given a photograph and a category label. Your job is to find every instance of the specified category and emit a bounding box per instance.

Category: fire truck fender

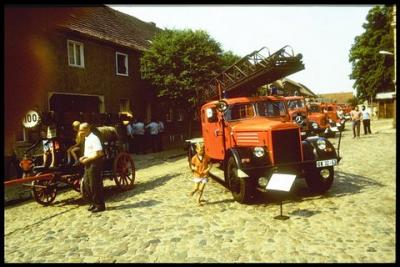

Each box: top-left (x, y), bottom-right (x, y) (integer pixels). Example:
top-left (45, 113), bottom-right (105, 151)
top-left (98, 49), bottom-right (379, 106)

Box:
top-left (302, 136), bottom-right (338, 162)
top-left (223, 148), bottom-right (249, 178)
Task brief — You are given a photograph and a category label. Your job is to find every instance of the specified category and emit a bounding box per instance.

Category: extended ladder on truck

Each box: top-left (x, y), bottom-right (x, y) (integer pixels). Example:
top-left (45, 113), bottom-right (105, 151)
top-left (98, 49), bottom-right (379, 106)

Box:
top-left (204, 45), bottom-right (305, 100)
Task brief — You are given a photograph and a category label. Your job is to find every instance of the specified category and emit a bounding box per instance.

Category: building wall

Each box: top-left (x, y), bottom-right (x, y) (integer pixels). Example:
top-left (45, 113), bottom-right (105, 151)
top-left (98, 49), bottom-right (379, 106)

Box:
top-left (317, 92), bottom-right (354, 104)
top-left (47, 30), bottom-right (154, 118)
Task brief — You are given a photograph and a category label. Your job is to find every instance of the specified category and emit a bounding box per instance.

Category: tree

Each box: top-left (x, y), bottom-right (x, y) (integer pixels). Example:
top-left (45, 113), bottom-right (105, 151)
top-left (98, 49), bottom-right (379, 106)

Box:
top-left (220, 50), bottom-right (242, 69)
top-left (141, 29), bottom-right (239, 137)
top-left (347, 96), bottom-right (361, 107)
top-left (349, 5), bottom-right (394, 103)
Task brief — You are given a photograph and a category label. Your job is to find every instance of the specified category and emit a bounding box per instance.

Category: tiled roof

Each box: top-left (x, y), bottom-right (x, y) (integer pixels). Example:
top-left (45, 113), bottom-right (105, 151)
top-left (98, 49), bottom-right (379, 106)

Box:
top-left (59, 5), bottom-right (162, 51)
top-left (281, 78), bottom-right (317, 97)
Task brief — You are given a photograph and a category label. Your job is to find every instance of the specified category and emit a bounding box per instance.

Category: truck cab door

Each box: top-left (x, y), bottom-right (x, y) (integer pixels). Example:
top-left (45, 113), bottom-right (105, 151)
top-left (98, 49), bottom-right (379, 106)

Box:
top-left (201, 106), bottom-right (225, 160)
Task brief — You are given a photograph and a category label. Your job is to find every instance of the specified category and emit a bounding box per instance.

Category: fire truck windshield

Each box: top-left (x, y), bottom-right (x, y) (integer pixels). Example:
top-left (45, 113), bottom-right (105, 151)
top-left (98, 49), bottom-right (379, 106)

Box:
top-left (224, 100), bottom-right (287, 121)
top-left (287, 99), bottom-right (305, 110)
top-left (309, 105), bottom-right (321, 113)
top-left (256, 101), bottom-right (287, 117)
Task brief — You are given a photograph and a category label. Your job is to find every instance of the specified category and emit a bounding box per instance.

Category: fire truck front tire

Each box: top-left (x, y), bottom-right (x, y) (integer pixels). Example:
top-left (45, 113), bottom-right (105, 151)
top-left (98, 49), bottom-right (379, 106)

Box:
top-left (304, 166), bottom-right (334, 194)
top-left (226, 157), bottom-right (253, 204)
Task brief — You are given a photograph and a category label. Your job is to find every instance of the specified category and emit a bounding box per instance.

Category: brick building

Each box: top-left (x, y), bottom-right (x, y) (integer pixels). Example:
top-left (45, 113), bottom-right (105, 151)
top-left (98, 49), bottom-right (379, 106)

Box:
top-left (5, 6), bottom-right (182, 178)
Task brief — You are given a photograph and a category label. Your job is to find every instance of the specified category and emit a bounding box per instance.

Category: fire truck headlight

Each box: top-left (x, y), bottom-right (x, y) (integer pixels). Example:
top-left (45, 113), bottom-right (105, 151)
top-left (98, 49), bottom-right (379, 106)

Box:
top-left (258, 177), bottom-right (269, 187)
top-left (253, 147), bottom-right (265, 158)
top-left (317, 139), bottom-right (326, 150)
top-left (312, 122), bottom-right (318, 129)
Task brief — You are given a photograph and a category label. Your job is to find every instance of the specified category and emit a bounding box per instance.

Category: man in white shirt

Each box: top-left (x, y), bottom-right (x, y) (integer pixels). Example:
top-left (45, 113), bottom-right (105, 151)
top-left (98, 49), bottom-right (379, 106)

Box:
top-left (158, 120), bottom-right (165, 151)
top-left (145, 119), bottom-right (159, 153)
top-left (361, 105), bottom-right (372, 135)
top-left (126, 118), bottom-right (136, 154)
top-left (79, 122), bottom-right (105, 212)
top-left (134, 118), bottom-right (145, 154)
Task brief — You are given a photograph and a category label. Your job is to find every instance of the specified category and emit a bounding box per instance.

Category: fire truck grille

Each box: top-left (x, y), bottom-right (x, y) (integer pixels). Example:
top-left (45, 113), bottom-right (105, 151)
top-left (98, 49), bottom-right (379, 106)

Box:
top-left (236, 132), bottom-right (259, 144)
top-left (271, 129), bottom-right (301, 165)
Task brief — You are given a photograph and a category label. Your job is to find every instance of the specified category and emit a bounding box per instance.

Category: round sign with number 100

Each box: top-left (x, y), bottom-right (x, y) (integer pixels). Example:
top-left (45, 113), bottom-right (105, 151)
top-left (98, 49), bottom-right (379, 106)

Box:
top-left (23, 110), bottom-right (41, 128)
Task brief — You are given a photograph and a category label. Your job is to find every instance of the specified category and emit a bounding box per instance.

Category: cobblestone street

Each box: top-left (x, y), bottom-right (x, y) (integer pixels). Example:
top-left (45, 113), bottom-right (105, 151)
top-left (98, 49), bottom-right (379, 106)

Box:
top-left (4, 119), bottom-right (396, 263)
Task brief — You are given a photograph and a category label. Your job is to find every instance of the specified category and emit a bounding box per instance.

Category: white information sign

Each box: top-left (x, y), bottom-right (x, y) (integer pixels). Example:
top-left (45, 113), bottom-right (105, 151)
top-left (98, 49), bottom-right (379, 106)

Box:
top-left (22, 110), bottom-right (41, 128)
top-left (266, 173), bottom-right (296, 192)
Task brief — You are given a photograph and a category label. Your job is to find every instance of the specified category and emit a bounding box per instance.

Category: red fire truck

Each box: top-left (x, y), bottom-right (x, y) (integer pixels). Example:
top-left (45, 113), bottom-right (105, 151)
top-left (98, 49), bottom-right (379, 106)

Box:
top-left (186, 46), bottom-right (341, 203)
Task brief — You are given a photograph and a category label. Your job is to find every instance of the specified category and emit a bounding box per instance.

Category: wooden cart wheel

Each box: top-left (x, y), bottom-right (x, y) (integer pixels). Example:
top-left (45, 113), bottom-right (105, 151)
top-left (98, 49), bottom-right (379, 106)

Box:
top-left (31, 173), bottom-right (57, 206)
top-left (72, 178), bottom-right (81, 193)
top-left (113, 152), bottom-right (135, 190)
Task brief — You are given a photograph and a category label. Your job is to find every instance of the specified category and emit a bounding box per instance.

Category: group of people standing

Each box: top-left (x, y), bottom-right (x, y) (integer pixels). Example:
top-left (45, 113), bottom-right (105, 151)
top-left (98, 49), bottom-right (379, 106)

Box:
top-left (126, 118), bottom-right (165, 154)
top-left (350, 105), bottom-right (372, 139)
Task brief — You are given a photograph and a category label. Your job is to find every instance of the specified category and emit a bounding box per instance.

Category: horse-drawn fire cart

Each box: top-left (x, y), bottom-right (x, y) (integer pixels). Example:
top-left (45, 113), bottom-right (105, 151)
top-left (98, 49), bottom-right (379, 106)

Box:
top-left (5, 125), bottom-right (135, 206)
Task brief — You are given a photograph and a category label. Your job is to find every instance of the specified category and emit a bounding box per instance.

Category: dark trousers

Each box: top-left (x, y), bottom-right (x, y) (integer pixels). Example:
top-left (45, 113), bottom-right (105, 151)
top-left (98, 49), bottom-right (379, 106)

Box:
top-left (352, 120), bottom-right (360, 137)
top-left (129, 136), bottom-right (135, 153)
top-left (158, 133), bottom-right (163, 151)
top-left (363, 119), bottom-right (372, 134)
top-left (83, 159), bottom-right (105, 207)
top-left (150, 134), bottom-right (159, 153)
top-left (134, 135), bottom-right (145, 154)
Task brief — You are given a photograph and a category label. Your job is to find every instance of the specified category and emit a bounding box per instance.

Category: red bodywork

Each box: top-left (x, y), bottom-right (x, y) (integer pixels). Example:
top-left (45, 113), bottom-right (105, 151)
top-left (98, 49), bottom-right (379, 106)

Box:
top-left (307, 103), bottom-right (328, 130)
top-left (284, 96), bottom-right (310, 136)
top-left (200, 96), bottom-right (303, 163)
top-left (321, 103), bottom-right (340, 123)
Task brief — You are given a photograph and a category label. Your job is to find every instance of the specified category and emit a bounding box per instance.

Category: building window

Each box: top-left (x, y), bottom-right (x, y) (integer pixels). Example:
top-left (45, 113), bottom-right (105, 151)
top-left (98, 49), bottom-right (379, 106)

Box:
top-left (116, 52), bottom-right (128, 76)
top-left (67, 40), bottom-right (84, 68)
top-left (119, 99), bottom-right (130, 112)
top-left (166, 108), bottom-right (173, 122)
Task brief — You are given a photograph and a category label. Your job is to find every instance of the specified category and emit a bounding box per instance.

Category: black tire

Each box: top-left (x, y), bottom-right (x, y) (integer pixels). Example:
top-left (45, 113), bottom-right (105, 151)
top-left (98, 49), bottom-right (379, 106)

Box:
top-left (324, 129), bottom-right (336, 138)
top-left (304, 166), bottom-right (334, 194)
top-left (226, 156), bottom-right (253, 204)
top-left (31, 173), bottom-right (57, 206)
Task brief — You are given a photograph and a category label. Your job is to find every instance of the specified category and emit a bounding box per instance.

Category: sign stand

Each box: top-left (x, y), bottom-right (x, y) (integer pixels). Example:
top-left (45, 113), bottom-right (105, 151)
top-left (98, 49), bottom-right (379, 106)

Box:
top-left (274, 201), bottom-right (289, 220)
top-left (265, 173), bottom-right (296, 220)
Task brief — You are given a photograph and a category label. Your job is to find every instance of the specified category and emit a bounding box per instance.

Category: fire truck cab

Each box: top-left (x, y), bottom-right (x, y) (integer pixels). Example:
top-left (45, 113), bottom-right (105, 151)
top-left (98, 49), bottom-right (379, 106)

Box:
top-left (307, 102), bottom-right (328, 135)
top-left (284, 96), bottom-right (311, 138)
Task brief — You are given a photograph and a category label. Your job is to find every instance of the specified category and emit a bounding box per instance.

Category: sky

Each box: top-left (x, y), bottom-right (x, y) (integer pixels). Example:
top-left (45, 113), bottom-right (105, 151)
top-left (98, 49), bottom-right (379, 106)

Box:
top-left (109, 5), bottom-right (374, 95)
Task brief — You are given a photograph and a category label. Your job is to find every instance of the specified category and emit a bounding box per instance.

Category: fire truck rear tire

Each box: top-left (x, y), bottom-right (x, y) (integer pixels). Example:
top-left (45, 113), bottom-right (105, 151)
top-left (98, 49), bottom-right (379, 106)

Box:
top-left (305, 166), bottom-right (334, 194)
top-left (226, 157), bottom-right (253, 204)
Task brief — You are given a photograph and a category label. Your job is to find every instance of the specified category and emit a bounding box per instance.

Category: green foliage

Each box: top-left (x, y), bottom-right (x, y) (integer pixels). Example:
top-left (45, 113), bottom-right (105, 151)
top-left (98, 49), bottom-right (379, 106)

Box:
top-left (141, 29), bottom-right (224, 113)
top-left (347, 96), bottom-right (360, 107)
top-left (220, 50), bottom-right (242, 70)
top-left (349, 5), bottom-right (394, 102)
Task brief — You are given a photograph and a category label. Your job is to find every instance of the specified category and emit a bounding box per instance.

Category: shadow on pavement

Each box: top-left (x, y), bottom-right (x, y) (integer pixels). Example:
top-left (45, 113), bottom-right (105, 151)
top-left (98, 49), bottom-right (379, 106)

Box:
top-left (248, 170), bottom-right (385, 206)
top-left (205, 199), bottom-right (235, 205)
top-left (107, 199), bottom-right (162, 210)
top-left (52, 173), bottom-right (178, 207)
top-left (132, 149), bottom-right (186, 170)
top-left (110, 173), bottom-right (179, 200)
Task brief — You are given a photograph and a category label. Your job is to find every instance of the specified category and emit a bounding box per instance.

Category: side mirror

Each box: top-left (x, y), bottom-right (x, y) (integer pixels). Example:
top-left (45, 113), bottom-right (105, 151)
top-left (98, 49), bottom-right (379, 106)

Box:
top-left (206, 108), bottom-right (218, 123)
top-left (216, 100), bottom-right (228, 112)
top-left (206, 108), bottom-right (214, 119)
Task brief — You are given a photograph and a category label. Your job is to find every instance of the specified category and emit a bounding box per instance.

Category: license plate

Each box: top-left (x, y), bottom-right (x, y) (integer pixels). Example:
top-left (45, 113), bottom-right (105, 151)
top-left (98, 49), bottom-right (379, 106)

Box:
top-left (316, 159), bottom-right (337, 168)
top-left (301, 132), bottom-right (306, 136)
